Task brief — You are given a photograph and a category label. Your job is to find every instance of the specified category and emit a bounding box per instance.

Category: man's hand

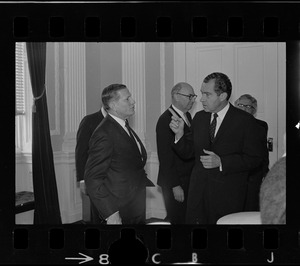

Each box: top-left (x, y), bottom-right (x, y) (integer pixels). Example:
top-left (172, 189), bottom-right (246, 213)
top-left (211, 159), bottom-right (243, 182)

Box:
top-left (172, 185), bottom-right (184, 202)
top-left (106, 211), bottom-right (122, 224)
top-left (169, 108), bottom-right (184, 140)
top-left (200, 149), bottom-right (221, 169)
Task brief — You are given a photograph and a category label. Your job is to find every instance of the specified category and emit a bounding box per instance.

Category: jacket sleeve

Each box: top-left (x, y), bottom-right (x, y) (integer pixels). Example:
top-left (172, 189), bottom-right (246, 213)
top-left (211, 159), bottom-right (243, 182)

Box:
top-left (172, 124), bottom-right (195, 161)
top-left (84, 131), bottom-right (119, 219)
top-left (156, 116), bottom-right (181, 188)
top-left (75, 117), bottom-right (91, 182)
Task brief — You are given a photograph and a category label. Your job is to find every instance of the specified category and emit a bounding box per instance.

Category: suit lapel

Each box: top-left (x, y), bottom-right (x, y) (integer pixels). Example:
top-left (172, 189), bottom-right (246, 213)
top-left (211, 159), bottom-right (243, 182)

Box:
top-left (106, 115), bottom-right (141, 155)
top-left (130, 129), bottom-right (147, 162)
top-left (169, 105), bottom-right (192, 129)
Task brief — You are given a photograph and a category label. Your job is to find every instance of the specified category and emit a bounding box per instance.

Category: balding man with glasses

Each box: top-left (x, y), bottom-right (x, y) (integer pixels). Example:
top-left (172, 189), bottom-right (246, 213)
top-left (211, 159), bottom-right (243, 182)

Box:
top-left (156, 82), bottom-right (196, 224)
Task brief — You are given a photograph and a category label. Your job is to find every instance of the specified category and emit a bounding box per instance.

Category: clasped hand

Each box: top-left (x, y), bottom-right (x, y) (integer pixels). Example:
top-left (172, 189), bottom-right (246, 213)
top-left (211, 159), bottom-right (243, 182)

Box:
top-left (200, 149), bottom-right (221, 169)
top-left (172, 185), bottom-right (184, 202)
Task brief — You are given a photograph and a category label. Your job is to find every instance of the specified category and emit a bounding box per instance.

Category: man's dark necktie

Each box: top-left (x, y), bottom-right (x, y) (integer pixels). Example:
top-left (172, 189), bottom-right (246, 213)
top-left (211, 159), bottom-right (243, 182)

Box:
top-left (210, 113), bottom-right (218, 142)
top-left (125, 119), bottom-right (136, 142)
top-left (125, 119), bottom-right (147, 161)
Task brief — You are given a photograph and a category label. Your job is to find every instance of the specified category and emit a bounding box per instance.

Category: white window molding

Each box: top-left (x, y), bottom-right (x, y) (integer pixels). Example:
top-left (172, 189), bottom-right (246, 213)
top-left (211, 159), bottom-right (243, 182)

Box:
top-left (15, 42), bottom-right (33, 154)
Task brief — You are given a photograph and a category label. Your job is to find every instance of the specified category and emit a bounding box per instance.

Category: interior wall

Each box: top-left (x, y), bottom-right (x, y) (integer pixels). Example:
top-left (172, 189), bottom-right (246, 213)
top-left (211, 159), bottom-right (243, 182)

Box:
top-left (17, 42), bottom-right (287, 223)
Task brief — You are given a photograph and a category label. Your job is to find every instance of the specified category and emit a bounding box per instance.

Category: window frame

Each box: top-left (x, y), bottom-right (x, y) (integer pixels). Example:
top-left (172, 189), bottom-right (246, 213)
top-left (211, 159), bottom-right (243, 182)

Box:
top-left (15, 42), bottom-right (33, 154)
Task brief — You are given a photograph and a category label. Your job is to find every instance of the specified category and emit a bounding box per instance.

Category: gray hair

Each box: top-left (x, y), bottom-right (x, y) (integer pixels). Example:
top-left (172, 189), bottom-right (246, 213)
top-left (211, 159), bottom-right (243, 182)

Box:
top-left (235, 94), bottom-right (258, 114)
top-left (102, 84), bottom-right (127, 111)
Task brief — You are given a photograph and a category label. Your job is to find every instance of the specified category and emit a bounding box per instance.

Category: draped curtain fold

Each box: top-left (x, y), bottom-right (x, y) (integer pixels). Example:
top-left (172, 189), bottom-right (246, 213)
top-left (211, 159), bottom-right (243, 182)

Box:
top-left (26, 42), bottom-right (62, 224)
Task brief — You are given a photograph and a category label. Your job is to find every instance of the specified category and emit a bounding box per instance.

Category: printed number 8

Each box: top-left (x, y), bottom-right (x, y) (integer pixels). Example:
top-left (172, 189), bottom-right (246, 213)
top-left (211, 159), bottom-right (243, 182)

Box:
top-left (99, 254), bottom-right (109, 265)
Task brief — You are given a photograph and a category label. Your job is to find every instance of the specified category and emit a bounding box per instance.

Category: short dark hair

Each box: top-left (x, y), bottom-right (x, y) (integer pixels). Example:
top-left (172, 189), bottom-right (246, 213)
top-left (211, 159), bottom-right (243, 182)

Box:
top-left (203, 72), bottom-right (232, 100)
top-left (102, 84), bottom-right (127, 111)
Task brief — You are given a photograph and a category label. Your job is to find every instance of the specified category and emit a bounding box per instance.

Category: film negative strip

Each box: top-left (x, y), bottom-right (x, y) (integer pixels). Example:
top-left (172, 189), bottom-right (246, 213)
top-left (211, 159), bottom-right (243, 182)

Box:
top-left (1, 1), bottom-right (300, 265)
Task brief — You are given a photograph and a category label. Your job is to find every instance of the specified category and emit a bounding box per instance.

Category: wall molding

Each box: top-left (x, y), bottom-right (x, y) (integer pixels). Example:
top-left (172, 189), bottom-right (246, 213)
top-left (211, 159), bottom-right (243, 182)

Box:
top-left (173, 42), bottom-right (186, 84)
top-left (160, 43), bottom-right (166, 113)
top-left (122, 43), bottom-right (147, 144)
top-left (63, 43), bottom-right (86, 152)
top-left (50, 42), bottom-right (61, 136)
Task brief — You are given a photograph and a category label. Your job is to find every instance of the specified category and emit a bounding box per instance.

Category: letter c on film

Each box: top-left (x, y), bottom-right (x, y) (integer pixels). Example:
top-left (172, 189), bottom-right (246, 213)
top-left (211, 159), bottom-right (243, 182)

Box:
top-left (152, 253), bottom-right (161, 264)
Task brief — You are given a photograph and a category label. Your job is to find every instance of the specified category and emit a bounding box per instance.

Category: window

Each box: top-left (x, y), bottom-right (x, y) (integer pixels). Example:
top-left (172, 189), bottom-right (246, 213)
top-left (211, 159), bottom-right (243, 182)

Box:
top-left (15, 42), bottom-right (33, 153)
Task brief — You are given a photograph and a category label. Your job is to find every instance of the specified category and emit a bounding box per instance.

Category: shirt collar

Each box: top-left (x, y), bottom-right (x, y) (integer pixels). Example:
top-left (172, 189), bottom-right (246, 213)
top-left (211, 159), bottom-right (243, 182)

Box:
top-left (101, 106), bottom-right (107, 117)
top-left (212, 102), bottom-right (230, 121)
top-left (108, 113), bottom-right (126, 128)
top-left (172, 104), bottom-right (187, 119)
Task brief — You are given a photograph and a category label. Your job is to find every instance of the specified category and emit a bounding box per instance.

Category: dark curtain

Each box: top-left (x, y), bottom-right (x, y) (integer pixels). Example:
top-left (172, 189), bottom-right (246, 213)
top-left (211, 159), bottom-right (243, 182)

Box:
top-left (26, 42), bottom-right (62, 224)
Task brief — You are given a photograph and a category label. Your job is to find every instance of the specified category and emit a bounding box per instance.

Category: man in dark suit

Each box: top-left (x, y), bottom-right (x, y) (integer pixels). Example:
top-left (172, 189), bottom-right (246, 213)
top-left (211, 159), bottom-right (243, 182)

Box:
top-left (156, 82), bottom-right (196, 224)
top-left (75, 106), bottom-right (106, 224)
top-left (76, 107), bottom-right (106, 182)
top-left (169, 72), bottom-right (265, 224)
top-left (84, 84), bottom-right (154, 224)
top-left (234, 94), bottom-right (269, 211)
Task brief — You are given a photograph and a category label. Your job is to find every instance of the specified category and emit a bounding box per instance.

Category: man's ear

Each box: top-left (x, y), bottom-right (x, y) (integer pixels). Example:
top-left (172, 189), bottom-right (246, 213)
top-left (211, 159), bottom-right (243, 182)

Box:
top-left (220, 92), bottom-right (228, 102)
top-left (109, 101), bottom-right (116, 111)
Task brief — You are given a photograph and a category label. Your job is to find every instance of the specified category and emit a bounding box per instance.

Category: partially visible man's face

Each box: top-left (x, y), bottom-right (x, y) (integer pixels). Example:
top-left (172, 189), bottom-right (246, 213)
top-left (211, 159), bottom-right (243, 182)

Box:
top-left (114, 88), bottom-right (135, 120)
top-left (200, 79), bottom-right (224, 113)
top-left (177, 85), bottom-right (196, 112)
top-left (235, 97), bottom-right (255, 115)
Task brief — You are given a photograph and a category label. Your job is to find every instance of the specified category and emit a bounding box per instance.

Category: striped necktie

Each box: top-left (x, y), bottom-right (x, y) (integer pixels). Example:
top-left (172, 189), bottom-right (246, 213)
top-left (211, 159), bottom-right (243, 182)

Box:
top-left (210, 113), bottom-right (218, 142)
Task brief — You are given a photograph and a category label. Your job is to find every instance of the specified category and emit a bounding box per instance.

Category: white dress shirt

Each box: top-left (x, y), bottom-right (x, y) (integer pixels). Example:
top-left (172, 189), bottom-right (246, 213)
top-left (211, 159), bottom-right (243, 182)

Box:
top-left (172, 104), bottom-right (190, 126)
top-left (210, 102), bottom-right (230, 137)
top-left (108, 113), bottom-right (142, 153)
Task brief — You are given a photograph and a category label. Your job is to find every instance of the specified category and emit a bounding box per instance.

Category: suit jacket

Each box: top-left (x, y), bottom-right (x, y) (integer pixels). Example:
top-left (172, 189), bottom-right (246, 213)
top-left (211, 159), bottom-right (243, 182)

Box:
top-left (84, 114), bottom-right (154, 220)
top-left (156, 106), bottom-right (194, 189)
top-left (255, 118), bottom-right (269, 176)
top-left (175, 103), bottom-right (265, 224)
top-left (247, 118), bottom-right (269, 181)
top-left (75, 110), bottom-right (104, 182)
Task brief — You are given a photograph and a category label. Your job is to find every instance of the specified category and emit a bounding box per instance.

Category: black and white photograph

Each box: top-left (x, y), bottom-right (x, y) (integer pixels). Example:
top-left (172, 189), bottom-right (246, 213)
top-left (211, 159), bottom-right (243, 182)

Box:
top-left (15, 42), bottom-right (287, 226)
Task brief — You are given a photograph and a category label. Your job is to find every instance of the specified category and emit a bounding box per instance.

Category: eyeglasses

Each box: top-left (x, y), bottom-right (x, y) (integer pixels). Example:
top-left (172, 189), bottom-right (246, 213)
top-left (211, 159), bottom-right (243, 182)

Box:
top-left (176, 92), bottom-right (197, 100)
top-left (237, 103), bottom-right (254, 109)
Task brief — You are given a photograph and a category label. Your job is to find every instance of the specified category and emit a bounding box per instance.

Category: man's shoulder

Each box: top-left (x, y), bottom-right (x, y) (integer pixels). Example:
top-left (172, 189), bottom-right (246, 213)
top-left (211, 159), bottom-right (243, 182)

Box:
top-left (193, 110), bottom-right (208, 120)
top-left (157, 108), bottom-right (172, 124)
top-left (256, 118), bottom-right (268, 129)
top-left (230, 104), bottom-right (254, 120)
top-left (82, 111), bottom-right (103, 123)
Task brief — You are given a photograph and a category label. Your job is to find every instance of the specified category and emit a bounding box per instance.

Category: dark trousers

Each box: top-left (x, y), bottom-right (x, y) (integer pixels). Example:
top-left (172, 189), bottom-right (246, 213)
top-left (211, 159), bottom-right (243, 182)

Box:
top-left (120, 187), bottom-right (146, 225)
top-left (90, 198), bottom-right (106, 224)
top-left (162, 186), bottom-right (188, 224)
top-left (244, 177), bottom-right (263, 211)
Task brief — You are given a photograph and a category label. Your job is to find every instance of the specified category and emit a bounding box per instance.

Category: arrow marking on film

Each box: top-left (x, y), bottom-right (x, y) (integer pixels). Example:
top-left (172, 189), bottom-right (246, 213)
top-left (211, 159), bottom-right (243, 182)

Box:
top-left (65, 253), bottom-right (93, 264)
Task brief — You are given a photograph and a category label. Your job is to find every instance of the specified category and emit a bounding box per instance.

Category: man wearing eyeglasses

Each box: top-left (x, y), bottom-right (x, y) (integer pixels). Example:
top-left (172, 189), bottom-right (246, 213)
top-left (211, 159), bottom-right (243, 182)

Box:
top-left (169, 73), bottom-right (265, 224)
top-left (234, 94), bottom-right (269, 211)
top-left (156, 82), bottom-right (196, 224)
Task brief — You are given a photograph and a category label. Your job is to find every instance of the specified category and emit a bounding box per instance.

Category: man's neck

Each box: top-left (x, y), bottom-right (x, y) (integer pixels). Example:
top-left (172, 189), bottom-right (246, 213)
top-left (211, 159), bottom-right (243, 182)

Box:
top-left (172, 103), bottom-right (186, 114)
top-left (108, 110), bottom-right (126, 121)
top-left (214, 101), bottom-right (229, 113)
